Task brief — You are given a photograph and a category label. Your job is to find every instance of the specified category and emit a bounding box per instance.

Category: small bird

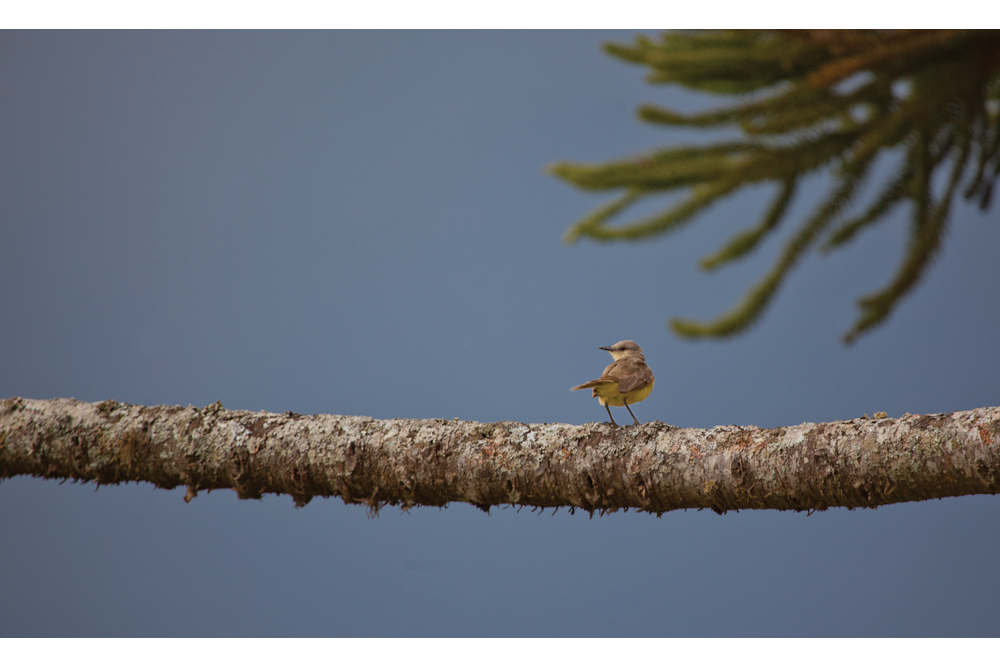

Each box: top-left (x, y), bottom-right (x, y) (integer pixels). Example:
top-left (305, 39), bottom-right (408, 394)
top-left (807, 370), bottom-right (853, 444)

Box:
top-left (571, 340), bottom-right (654, 426)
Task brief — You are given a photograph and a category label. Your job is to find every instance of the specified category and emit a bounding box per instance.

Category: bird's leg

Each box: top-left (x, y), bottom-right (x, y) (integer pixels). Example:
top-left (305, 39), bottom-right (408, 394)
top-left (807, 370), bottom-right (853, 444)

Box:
top-left (604, 404), bottom-right (618, 426)
top-left (624, 400), bottom-right (640, 426)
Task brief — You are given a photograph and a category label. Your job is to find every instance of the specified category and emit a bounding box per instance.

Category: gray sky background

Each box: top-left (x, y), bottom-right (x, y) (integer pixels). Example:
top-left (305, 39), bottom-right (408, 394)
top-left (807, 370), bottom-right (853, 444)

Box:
top-left (1, 31), bottom-right (998, 637)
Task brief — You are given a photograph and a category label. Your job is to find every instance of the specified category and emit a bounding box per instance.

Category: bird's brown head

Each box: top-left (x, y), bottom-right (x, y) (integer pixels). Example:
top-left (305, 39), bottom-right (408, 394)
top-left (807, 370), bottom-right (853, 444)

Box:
top-left (599, 340), bottom-right (644, 360)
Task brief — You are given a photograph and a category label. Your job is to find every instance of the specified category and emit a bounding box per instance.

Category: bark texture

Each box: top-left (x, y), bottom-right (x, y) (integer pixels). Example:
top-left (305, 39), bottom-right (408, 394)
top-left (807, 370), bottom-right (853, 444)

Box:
top-left (2, 396), bottom-right (998, 515)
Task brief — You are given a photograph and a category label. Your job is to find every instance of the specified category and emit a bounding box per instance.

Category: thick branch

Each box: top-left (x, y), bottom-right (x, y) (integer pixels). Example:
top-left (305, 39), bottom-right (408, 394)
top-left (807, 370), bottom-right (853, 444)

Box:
top-left (2, 397), bottom-right (998, 515)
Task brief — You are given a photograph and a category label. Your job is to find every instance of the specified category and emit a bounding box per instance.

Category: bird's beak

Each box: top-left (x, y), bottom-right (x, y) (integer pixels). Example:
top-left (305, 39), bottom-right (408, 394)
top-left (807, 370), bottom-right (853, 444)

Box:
top-left (599, 346), bottom-right (612, 351)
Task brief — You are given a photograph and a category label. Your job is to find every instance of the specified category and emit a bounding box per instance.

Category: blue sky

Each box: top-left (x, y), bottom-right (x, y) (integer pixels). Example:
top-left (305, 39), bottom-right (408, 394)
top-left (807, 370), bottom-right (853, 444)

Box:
top-left (1, 30), bottom-right (998, 637)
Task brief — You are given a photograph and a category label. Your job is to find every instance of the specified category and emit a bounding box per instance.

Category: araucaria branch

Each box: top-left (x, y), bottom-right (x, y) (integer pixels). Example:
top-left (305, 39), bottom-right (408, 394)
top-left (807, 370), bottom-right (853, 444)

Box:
top-left (2, 397), bottom-right (998, 515)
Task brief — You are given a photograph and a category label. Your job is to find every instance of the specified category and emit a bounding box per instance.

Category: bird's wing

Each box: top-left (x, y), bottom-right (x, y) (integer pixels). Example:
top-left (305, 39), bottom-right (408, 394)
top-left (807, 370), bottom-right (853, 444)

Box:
top-left (570, 376), bottom-right (618, 391)
top-left (616, 362), bottom-right (654, 394)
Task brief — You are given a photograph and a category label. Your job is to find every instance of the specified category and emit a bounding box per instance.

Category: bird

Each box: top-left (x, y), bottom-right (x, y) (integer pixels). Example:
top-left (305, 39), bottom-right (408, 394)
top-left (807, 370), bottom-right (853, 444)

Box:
top-left (571, 340), bottom-right (654, 426)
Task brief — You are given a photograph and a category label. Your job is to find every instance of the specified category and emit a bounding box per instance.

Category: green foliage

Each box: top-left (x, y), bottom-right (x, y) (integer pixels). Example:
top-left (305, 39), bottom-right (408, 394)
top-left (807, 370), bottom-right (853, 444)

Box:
top-left (550, 30), bottom-right (1000, 343)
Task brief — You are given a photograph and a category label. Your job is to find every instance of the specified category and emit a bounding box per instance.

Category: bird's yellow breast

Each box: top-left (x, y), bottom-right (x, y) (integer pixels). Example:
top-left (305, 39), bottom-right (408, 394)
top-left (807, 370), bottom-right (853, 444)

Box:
top-left (594, 379), bottom-right (654, 407)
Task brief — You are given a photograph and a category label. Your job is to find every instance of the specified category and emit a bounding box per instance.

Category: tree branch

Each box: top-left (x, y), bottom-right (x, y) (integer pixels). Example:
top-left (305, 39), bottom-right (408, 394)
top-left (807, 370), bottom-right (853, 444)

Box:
top-left (2, 397), bottom-right (998, 515)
